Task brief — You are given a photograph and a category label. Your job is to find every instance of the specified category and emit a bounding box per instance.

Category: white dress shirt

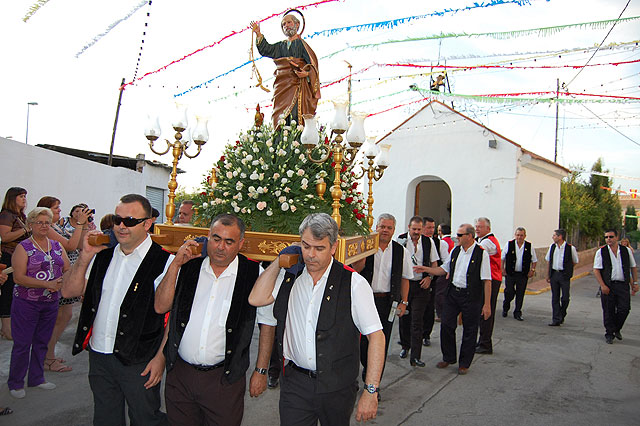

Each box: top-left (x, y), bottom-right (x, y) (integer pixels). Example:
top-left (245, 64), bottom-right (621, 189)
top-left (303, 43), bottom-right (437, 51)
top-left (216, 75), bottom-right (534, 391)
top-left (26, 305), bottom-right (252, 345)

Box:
top-left (370, 244), bottom-right (413, 293)
top-left (441, 242), bottom-right (491, 288)
top-left (436, 239), bottom-right (451, 265)
top-left (593, 246), bottom-right (636, 282)
top-left (87, 235), bottom-right (174, 354)
top-left (405, 236), bottom-right (439, 281)
top-left (545, 242), bottom-right (579, 271)
top-left (477, 235), bottom-right (498, 255)
top-left (272, 265), bottom-right (382, 371)
top-left (179, 257), bottom-right (276, 366)
top-left (501, 241), bottom-right (538, 272)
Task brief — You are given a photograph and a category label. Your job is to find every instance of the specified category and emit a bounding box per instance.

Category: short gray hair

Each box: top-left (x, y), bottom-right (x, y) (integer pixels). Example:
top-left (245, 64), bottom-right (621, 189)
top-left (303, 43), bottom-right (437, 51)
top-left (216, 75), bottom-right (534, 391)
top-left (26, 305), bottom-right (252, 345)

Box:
top-left (475, 217), bottom-right (491, 228)
top-left (515, 227), bottom-right (526, 234)
top-left (460, 223), bottom-right (475, 238)
top-left (376, 213), bottom-right (396, 227)
top-left (299, 213), bottom-right (338, 245)
top-left (27, 207), bottom-right (53, 223)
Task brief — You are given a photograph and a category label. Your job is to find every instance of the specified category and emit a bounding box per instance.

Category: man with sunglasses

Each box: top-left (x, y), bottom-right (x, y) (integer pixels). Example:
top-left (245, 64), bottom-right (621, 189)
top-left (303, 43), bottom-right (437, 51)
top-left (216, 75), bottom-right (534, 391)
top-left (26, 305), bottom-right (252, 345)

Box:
top-left (593, 229), bottom-right (638, 344)
top-left (545, 229), bottom-right (579, 326)
top-left (422, 224), bottom-right (492, 375)
top-left (396, 216), bottom-right (439, 367)
top-left (62, 194), bottom-right (174, 426)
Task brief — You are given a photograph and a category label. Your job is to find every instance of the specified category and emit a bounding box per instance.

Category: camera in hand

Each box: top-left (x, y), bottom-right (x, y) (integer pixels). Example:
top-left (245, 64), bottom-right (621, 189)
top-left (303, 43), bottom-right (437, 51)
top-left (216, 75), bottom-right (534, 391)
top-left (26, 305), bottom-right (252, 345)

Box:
top-left (86, 208), bottom-right (96, 222)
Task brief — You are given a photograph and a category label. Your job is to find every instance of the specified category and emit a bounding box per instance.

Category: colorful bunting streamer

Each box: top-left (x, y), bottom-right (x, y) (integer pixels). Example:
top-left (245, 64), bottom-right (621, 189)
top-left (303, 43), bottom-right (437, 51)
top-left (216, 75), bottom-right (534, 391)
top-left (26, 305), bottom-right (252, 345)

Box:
top-left (304, 0), bottom-right (535, 39)
top-left (75, 0), bottom-right (148, 58)
top-left (383, 58), bottom-right (640, 71)
top-left (122, 0), bottom-right (341, 88)
top-left (23, 0), bottom-right (51, 22)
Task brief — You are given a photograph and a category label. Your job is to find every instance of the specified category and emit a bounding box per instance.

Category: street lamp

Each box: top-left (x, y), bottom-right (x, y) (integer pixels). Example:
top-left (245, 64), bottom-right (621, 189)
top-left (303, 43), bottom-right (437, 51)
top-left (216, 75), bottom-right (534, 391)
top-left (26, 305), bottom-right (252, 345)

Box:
top-left (26, 102), bottom-right (38, 145)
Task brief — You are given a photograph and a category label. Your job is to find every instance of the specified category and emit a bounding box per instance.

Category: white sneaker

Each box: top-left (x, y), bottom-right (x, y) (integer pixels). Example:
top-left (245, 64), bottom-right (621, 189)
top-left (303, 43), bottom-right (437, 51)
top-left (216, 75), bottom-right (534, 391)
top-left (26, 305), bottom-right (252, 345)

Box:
top-left (10, 389), bottom-right (25, 398)
top-left (36, 382), bottom-right (56, 390)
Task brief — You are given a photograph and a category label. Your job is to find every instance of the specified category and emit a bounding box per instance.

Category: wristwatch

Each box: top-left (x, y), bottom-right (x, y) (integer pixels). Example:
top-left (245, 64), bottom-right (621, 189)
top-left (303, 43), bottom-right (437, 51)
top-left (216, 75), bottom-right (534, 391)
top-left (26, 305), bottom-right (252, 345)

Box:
top-left (364, 383), bottom-right (379, 394)
top-left (254, 367), bottom-right (267, 375)
top-left (400, 300), bottom-right (408, 306)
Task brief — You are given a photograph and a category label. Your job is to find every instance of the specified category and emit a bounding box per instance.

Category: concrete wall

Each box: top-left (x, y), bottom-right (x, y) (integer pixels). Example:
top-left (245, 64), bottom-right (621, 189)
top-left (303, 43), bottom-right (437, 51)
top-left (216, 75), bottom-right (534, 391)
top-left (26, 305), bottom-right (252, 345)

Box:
top-left (0, 137), bottom-right (170, 222)
top-left (513, 157), bottom-right (565, 248)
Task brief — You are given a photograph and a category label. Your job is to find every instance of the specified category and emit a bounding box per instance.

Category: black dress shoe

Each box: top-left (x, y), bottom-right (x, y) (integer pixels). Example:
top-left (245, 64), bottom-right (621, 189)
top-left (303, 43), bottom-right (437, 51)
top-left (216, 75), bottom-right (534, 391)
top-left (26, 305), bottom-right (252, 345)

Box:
top-left (410, 358), bottom-right (426, 367)
top-left (475, 346), bottom-right (492, 354)
top-left (399, 348), bottom-right (408, 359)
top-left (502, 310), bottom-right (508, 318)
top-left (268, 376), bottom-right (279, 389)
top-left (605, 335), bottom-right (614, 344)
top-left (615, 331), bottom-right (622, 340)
top-left (514, 313), bottom-right (523, 321)
top-left (548, 322), bottom-right (561, 326)
top-left (422, 337), bottom-right (431, 347)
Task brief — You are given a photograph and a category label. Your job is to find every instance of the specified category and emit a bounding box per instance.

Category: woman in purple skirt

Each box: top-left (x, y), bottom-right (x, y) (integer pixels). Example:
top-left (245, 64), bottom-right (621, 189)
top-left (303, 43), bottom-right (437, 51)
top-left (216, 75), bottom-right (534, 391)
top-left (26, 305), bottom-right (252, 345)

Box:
top-left (8, 207), bottom-right (70, 399)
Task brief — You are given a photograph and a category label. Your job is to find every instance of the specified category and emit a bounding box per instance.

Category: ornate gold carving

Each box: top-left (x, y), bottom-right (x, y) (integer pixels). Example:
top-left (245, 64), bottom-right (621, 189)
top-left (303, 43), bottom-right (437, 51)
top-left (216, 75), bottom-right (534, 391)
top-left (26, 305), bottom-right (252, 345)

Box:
top-left (257, 240), bottom-right (291, 255)
top-left (366, 237), bottom-right (375, 250)
top-left (347, 242), bottom-right (359, 256)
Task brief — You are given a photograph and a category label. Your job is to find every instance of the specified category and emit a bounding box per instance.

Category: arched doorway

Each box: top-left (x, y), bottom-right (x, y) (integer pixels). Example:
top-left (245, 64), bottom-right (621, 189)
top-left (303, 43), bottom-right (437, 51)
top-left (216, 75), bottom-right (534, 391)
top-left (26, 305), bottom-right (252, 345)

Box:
top-left (415, 177), bottom-right (452, 227)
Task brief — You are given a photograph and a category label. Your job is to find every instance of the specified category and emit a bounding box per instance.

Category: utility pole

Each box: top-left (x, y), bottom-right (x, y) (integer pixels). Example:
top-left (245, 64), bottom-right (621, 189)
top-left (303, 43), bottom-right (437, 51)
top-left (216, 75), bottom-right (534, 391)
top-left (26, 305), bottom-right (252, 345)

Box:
top-left (108, 78), bottom-right (126, 166)
top-left (554, 78), bottom-right (559, 162)
top-left (345, 60), bottom-right (352, 118)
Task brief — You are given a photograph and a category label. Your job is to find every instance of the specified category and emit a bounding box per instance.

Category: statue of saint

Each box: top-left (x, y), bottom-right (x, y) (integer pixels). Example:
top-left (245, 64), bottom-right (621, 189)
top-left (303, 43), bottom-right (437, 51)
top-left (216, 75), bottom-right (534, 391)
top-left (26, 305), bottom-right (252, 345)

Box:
top-left (251, 12), bottom-right (320, 129)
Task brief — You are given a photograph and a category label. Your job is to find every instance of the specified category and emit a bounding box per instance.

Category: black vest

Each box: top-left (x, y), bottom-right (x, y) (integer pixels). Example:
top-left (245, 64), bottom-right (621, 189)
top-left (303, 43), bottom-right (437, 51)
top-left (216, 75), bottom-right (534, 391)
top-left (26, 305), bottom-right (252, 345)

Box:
top-left (548, 243), bottom-right (574, 279)
top-left (274, 260), bottom-right (360, 394)
top-left (432, 235), bottom-right (443, 266)
top-left (164, 254), bottom-right (260, 384)
top-left (398, 233), bottom-right (430, 279)
top-left (448, 244), bottom-right (485, 303)
top-left (505, 240), bottom-right (532, 275)
top-left (73, 242), bottom-right (171, 366)
top-left (598, 245), bottom-right (631, 286)
top-left (360, 240), bottom-right (404, 303)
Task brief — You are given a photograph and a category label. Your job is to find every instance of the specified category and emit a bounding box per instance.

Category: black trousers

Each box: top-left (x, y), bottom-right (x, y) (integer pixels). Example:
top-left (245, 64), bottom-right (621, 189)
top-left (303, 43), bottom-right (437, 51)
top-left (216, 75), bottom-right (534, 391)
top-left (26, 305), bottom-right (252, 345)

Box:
top-left (399, 280), bottom-right (430, 360)
top-left (550, 270), bottom-right (571, 323)
top-left (477, 279), bottom-right (501, 350)
top-left (423, 282), bottom-right (436, 339)
top-left (503, 272), bottom-right (529, 315)
top-left (268, 337), bottom-right (281, 380)
top-left (600, 280), bottom-right (631, 337)
top-left (440, 286), bottom-right (482, 369)
top-left (88, 349), bottom-right (167, 426)
top-left (360, 294), bottom-right (393, 383)
top-left (280, 364), bottom-right (358, 426)
top-left (434, 275), bottom-right (449, 319)
top-left (165, 357), bottom-right (245, 426)
top-left (0, 251), bottom-right (15, 317)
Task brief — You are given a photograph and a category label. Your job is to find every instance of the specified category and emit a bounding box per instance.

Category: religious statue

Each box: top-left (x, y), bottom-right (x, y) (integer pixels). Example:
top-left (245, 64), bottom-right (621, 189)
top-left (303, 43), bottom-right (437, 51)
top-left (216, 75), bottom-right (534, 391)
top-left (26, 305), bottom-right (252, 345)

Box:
top-left (250, 10), bottom-right (320, 129)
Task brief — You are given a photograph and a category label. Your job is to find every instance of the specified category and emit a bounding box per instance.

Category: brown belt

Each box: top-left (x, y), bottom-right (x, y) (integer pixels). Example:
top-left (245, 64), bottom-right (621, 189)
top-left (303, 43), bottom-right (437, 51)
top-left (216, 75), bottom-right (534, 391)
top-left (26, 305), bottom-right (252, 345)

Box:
top-left (373, 292), bottom-right (391, 298)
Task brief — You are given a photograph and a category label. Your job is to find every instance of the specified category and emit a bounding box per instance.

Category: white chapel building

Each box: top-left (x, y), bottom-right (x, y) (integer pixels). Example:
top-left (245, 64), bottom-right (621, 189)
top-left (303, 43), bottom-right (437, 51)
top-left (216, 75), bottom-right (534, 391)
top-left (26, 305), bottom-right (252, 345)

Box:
top-left (372, 100), bottom-right (569, 248)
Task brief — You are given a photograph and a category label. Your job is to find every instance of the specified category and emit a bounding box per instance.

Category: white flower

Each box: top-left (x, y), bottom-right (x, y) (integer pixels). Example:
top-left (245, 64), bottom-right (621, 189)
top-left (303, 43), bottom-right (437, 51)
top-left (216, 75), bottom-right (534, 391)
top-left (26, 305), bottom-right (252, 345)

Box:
top-left (241, 208), bottom-right (247, 214)
top-left (225, 163), bottom-right (232, 170)
top-left (261, 164), bottom-right (269, 170)
top-left (310, 205), bottom-right (316, 210)
top-left (281, 202), bottom-right (289, 211)
top-left (246, 154), bottom-right (253, 161)
top-left (240, 172), bottom-right (247, 178)
top-left (274, 190), bottom-right (281, 197)
top-left (266, 209), bottom-right (273, 216)
top-left (290, 205), bottom-right (297, 212)
top-left (292, 140), bottom-right (300, 148)
top-left (281, 178), bottom-right (288, 184)
top-left (250, 172), bottom-right (259, 180)
top-left (252, 160), bottom-right (259, 166)
top-left (234, 206), bottom-right (240, 213)
top-left (257, 187), bottom-right (265, 194)
top-left (223, 192), bottom-right (229, 197)
top-left (226, 171), bottom-right (233, 179)
top-left (284, 187), bottom-right (291, 193)
top-left (256, 133), bottom-right (263, 138)
top-left (277, 196), bottom-right (286, 203)
top-left (286, 170), bottom-right (294, 178)
top-left (257, 201), bottom-right (267, 210)
top-left (301, 184), bottom-right (308, 190)
top-left (248, 186), bottom-right (256, 193)
top-left (283, 130), bottom-right (289, 137)
top-left (236, 182), bottom-right (243, 190)
top-left (290, 119), bottom-right (297, 126)
top-left (301, 177), bottom-right (308, 185)
top-left (273, 173), bottom-right (280, 179)
top-left (202, 202), bottom-right (208, 209)
top-left (299, 154), bottom-right (305, 160)
top-left (297, 170), bottom-right (305, 177)
top-left (266, 140), bottom-right (273, 147)
top-left (232, 170), bottom-right (238, 177)
top-left (269, 147), bottom-right (274, 153)
top-left (253, 147), bottom-right (259, 153)
top-left (277, 149), bottom-right (287, 156)
top-left (294, 149), bottom-right (300, 154)
top-left (259, 173), bottom-right (264, 181)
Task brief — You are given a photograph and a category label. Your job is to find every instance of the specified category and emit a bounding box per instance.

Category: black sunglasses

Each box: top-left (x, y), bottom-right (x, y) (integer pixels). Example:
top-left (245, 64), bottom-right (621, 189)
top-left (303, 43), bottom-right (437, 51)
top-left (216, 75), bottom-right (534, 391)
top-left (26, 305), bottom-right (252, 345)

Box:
top-left (604, 235), bottom-right (616, 239)
top-left (456, 233), bottom-right (468, 237)
top-left (114, 215), bottom-right (149, 227)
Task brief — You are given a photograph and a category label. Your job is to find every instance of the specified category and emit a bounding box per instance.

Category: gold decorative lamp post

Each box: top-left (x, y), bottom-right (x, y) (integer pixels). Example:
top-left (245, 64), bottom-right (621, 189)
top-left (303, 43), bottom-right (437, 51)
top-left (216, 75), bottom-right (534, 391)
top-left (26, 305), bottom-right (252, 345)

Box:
top-left (300, 100), bottom-right (363, 228)
top-left (144, 104), bottom-right (209, 225)
top-left (353, 136), bottom-right (390, 230)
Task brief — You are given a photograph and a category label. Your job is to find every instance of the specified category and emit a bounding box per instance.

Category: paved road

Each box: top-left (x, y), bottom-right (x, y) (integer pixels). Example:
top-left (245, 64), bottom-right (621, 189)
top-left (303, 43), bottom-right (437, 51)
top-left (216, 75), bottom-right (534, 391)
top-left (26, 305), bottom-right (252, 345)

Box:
top-left (2, 252), bottom-right (639, 425)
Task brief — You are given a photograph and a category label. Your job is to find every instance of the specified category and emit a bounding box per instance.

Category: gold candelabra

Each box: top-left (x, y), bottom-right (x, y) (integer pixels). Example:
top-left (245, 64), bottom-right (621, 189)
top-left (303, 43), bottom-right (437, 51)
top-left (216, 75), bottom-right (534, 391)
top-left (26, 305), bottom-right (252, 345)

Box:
top-left (144, 107), bottom-right (209, 225)
top-left (352, 141), bottom-right (390, 231)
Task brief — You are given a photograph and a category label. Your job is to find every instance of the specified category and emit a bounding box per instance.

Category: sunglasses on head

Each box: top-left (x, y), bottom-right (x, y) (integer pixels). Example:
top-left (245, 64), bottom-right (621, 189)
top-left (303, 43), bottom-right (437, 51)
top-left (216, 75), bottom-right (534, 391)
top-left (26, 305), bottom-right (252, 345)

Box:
top-left (114, 215), bottom-right (149, 227)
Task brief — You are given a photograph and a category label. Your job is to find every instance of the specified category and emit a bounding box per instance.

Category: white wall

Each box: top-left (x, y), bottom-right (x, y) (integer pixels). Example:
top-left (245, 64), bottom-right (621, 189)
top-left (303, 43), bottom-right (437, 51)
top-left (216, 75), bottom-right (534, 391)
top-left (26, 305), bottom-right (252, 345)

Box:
top-left (374, 103), bottom-right (519, 244)
top-left (1, 137), bottom-right (170, 222)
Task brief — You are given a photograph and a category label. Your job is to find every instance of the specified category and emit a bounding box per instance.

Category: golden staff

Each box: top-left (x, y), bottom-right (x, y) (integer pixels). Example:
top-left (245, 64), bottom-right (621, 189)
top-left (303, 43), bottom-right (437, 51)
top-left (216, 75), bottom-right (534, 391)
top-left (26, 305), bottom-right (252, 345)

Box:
top-left (250, 31), bottom-right (270, 93)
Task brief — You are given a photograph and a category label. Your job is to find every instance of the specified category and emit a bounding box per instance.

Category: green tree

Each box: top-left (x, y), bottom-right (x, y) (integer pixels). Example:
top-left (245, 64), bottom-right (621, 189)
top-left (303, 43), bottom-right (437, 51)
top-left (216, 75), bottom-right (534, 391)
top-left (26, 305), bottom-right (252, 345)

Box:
top-left (625, 205), bottom-right (638, 232)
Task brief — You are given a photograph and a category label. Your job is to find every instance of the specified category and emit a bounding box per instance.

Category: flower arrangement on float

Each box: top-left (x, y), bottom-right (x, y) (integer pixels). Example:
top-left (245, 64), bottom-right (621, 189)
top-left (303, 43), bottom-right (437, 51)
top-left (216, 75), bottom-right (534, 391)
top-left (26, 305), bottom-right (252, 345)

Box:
top-left (192, 117), bottom-right (370, 236)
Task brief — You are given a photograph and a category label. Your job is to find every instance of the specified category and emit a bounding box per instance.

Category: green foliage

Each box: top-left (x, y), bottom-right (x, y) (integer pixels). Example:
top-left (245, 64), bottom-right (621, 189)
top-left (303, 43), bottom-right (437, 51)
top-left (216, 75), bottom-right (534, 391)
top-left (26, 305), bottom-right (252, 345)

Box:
top-left (628, 230), bottom-right (640, 243)
top-left (625, 205), bottom-right (638, 233)
top-left (192, 120), bottom-right (370, 236)
top-left (560, 159), bottom-right (622, 245)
